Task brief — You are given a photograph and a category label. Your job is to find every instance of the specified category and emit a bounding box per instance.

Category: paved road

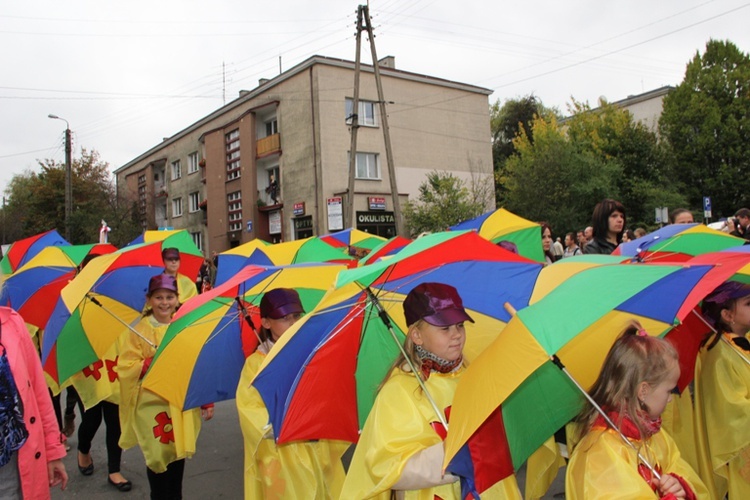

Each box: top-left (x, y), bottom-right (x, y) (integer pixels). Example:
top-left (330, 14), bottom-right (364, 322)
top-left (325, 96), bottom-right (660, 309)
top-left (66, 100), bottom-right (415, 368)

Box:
top-left (51, 399), bottom-right (565, 499)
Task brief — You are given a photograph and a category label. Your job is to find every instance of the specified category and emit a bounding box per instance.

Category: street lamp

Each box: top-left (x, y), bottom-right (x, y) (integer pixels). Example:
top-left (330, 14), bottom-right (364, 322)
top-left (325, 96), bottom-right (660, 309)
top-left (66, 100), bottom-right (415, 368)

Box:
top-left (48, 114), bottom-right (72, 241)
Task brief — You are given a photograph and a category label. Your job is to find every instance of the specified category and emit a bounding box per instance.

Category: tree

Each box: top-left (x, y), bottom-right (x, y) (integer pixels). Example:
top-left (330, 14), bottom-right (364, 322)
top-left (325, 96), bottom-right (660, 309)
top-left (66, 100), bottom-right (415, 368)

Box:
top-left (501, 115), bottom-right (621, 234)
top-left (402, 172), bottom-right (487, 237)
top-left (1, 149), bottom-right (141, 245)
top-left (660, 39), bottom-right (750, 218)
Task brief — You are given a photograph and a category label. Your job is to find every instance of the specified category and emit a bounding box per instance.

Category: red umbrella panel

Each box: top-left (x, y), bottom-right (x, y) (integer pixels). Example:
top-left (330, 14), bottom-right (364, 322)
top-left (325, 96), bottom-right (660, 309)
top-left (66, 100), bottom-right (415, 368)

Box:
top-left (0, 229), bottom-right (69, 277)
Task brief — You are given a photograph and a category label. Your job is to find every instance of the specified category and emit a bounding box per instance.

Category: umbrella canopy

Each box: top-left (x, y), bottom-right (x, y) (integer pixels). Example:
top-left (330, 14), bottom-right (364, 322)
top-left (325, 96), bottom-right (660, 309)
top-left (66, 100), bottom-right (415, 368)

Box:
top-left (613, 223), bottom-right (745, 262)
top-left (443, 258), bottom-right (724, 489)
top-left (142, 262), bottom-right (346, 410)
top-left (319, 228), bottom-right (387, 251)
top-left (125, 229), bottom-right (190, 246)
top-left (215, 237), bottom-right (354, 285)
top-left (41, 235), bottom-right (202, 384)
top-left (252, 231), bottom-right (544, 444)
top-left (357, 235), bottom-right (411, 266)
top-left (0, 243), bottom-right (117, 330)
top-left (0, 229), bottom-right (69, 277)
top-left (451, 208), bottom-right (544, 263)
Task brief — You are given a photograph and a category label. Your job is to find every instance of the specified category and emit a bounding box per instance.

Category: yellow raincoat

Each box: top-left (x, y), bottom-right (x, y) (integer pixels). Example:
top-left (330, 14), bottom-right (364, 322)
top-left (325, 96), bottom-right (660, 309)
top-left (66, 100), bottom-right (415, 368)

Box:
top-left (174, 273), bottom-right (198, 304)
top-left (236, 347), bottom-right (348, 499)
top-left (117, 315), bottom-right (202, 473)
top-left (566, 423), bottom-right (706, 499)
top-left (342, 367), bottom-right (522, 500)
top-left (70, 342), bottom-right (121, 410)
top-left (693, 334), bottom-right (750, 499)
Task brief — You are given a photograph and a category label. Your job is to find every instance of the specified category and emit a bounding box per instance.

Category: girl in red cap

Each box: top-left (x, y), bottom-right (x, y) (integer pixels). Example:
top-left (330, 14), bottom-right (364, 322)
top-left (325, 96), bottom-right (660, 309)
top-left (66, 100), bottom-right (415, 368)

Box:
top-left (342, 282), bottom-right (522, 499)
top-left (236, 288), bottom-right (347, 499)
top-left (117, 274), bottom-right (213, 499)
top-left (694, 281), bottom-right (750, 499)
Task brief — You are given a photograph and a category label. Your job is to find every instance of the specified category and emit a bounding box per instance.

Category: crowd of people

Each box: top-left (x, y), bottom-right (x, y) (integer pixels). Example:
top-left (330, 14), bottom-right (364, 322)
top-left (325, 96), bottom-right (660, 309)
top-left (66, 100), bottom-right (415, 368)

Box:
top-left (1, 200), bottom-right (748, 499)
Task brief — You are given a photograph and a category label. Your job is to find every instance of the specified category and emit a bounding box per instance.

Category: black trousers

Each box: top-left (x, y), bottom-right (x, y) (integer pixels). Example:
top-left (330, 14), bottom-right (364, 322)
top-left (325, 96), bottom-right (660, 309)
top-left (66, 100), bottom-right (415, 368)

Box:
top-left (77, 401), bottom-right (122, 474)
top-left (147, 459), bottom-right (185, 500)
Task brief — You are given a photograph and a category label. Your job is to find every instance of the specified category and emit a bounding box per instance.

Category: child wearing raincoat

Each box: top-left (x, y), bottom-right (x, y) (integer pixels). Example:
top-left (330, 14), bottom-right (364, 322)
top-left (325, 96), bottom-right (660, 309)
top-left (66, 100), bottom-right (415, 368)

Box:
top-left (117, 274), bottom-right (213, 498)
top-left (341, 282), bottom-right (522, 499)
top-left (694, 281), bottom-right (750, 499)
top-left (565, 323), bottom-right (706, 499)
top-left (235, 288), bottom-right (347, 499)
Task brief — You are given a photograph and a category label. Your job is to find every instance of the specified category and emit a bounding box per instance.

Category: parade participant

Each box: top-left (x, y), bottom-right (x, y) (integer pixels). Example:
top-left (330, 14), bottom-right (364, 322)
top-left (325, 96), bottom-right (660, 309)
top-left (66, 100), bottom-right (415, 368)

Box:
top-left (0, 304), bottom-right (67, 499)
top-left (118, 274), bottom-right (212, 499)
top-left (341, 282), bottom-right (522, 499)
top-left (161, 248), bottom-right (197, 305)
top-left (236, 288), bottom-right (347, 499)
top-left (566, 323), bottom-right (706, 499)
top-left (583, 199), bottom-right (626, 255)
top-left (541, 222), bottom-right (555, 265)
top-left (694, 281), bottom-right (750, 499)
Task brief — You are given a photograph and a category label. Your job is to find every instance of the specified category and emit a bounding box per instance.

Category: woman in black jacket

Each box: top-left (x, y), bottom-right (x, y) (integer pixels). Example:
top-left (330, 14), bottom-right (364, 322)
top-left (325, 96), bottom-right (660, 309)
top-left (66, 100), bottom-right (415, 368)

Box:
top-left (583, 199), bottom-right (626, 255)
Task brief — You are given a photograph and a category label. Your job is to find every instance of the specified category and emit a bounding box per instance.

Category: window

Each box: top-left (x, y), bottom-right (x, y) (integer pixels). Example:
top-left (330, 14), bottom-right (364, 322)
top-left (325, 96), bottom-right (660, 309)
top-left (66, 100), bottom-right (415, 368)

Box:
top-left (226, 129), bottom-right (241, 180)
top-left (355, 152), bottom-right (380, 180)
top-left (345, 98), bottom-right (377, 127)
top-left (172, 197), bottom-right (183, 217)
top-left (191, 231), bottom-right (203, 251)
top-left (265, 119), bottom-right (278, 136)
top-left (189, 191), bottom-right (200, 213)
top-left (227, 191), bottom-right (242, 231)
top-left (188, 152), bottom-right (199, 174)
top-left (171, 160), bottom-right (182, 180)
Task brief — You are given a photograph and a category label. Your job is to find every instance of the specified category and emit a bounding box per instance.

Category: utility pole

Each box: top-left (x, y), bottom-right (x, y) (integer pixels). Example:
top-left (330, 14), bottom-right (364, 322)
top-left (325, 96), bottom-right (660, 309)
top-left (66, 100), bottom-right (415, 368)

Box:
top-left (345, 6), bottom-right (365, 229)
top-left (48, 114), bottom-right (72, 241)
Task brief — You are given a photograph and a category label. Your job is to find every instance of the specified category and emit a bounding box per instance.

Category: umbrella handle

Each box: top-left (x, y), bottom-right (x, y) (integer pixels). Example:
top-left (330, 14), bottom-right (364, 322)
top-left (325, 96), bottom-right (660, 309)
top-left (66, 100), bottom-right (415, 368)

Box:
top-left (689, 309), bottom-right (750, 366)
top-left (550, 355), bottom-right (662, 483)
top-left (86, 295), bottom-right (157, 349)
top-left (234, 296), bottom-right (263, 346)
top-left (363, 286), bottom-right (450, 432)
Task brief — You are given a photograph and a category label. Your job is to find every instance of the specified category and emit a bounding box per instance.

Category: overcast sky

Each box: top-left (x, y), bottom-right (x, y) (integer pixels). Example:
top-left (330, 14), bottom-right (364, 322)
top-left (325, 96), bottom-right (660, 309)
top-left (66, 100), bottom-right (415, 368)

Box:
top-left (1, 0), bottom-right (748, 196)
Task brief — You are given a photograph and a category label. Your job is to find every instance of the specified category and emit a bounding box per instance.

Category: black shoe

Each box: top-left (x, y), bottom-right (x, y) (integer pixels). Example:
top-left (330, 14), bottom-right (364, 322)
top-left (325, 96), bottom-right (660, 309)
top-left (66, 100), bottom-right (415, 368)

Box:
top-left (78, 461), bottom-right (94, 476)
top-left (108, 477), bottom-right (133, 492)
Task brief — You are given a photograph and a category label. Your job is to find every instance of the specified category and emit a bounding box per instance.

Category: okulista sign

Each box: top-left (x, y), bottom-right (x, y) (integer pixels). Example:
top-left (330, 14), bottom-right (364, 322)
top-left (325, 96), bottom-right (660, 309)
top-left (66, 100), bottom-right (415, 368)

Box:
top-left (357, 212), bottom-right (395, 224)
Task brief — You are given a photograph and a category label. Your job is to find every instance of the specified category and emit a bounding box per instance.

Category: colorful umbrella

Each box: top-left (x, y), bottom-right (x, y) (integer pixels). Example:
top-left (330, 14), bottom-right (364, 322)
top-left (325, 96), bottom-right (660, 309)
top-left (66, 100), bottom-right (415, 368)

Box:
top-left (41, 235), bottom-right (202, 385)
top-left (442, 259), bottom-right (725, 495)
top-left (613, 223), bottom-right (745, 262)
top-left (319, 228), bottom-right (387, 251)
top-left (0, 229), bottom-right (69, 277)
top-left (125, 229), bottom-right (190, 246)
top-left (451, 208), bottom-right (544, 263)
top-left (142, 262), bottom-right (346, 410)
top-left (0, 243), bottom-right (116, 330)
top-left (252, 231), bottom-right (544, 444)
top-left (358, 235), bottom-right (411, 265)
top-left (215, 237), bottom-right (354, 285)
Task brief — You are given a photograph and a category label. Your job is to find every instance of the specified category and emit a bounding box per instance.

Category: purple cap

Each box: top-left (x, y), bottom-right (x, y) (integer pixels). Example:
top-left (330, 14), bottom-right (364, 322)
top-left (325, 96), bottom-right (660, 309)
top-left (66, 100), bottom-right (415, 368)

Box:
top-left (148, 274), bottom-right (178, 294)
top-left (162, 247), bottom-right (180, 260)
top-left (703, 281), bottom-right (750, 305)
top-left (403, 282), bottom-right (474, 327)
top-left (260, 288), bottom-right (305, 319)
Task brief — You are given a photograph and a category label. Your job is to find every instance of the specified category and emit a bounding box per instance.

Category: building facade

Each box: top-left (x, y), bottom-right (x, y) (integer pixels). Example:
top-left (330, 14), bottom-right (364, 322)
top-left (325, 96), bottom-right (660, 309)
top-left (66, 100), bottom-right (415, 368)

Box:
top-left (115, 55), bottom-right (494, 254)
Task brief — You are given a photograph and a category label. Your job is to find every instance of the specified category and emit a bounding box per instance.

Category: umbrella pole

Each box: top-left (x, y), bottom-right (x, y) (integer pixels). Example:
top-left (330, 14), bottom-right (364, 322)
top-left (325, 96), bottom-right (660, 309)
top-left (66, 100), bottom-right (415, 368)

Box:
top-left (86, 295), bottom-right (157, 349)
top-left (689, 309), bottom-right (750, 366)
top-left (234, 296), bottom-right (263, 345)
top-left (363, 286), bottom-right (450, 431)
top-left (550, 355), bottom-right (662, 482)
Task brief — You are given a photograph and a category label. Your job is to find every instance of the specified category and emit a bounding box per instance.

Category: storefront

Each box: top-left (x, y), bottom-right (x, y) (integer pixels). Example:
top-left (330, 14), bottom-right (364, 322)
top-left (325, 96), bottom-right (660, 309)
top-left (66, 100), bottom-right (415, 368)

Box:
top-left (293, 215), bottom-right (313, 239)
top-left (356, 211), bottom-right (396, 238)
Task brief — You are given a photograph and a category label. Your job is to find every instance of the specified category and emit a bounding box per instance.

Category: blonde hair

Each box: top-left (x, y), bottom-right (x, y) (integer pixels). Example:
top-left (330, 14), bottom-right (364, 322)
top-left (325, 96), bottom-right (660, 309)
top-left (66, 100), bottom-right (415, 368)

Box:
top-left (575, 322), bottom-right (678, 440)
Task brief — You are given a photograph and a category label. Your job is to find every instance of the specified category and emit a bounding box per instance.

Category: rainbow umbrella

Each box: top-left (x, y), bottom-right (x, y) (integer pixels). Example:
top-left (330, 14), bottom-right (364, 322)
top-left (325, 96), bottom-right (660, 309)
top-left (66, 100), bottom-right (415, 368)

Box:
top-left (215, 237), bottom-right (354, 285)
top-left (252, 231), bottom-right (544, 444)
top-left (0, 229), bottom-right (69, 277)
top-left (142, 262), bottom-right (346, 410)
top-left (442, 258), bottom-right (726, 496)
top-left (451, 208), bottom-right (544, 263)
top-left (613, 223), bottom-right (745, 262)
top-left (213, 239), bottom-right (271, 284)
top-left (125, 229), bottom-right (190, 246)
top-left (358, 235), bottom-right (411, 265)
top-left (319, 228), bottom-right (387, 251)
top-left (41, 234), bottom-right (202, 385)
top-left (0, 243), bottom-right (116, 330)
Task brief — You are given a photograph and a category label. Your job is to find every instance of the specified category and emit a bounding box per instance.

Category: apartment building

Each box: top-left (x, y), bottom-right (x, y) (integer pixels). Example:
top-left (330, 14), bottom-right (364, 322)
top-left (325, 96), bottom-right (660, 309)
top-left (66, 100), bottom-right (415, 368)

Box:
top-left (114, 55), bottom-right (494, 254)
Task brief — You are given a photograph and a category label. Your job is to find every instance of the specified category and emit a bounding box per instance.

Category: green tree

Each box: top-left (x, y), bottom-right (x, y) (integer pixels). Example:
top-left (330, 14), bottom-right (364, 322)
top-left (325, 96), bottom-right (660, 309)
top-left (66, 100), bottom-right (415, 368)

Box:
top-left (660, 39), bottom-right (750, 218)
top-left (2, 149), bottom-right (141, 245)
top-left (403, 172), bottom-right (486, 237)
top-left (502, 116), bottom-right (621, 234)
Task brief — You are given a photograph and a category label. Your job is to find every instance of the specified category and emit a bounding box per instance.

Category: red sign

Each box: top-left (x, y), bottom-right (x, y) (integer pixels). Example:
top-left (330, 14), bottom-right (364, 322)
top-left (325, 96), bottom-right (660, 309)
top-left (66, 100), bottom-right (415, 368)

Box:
top-left (369, 196), bottom-right (386, 210)
top-left (293, 202), bottom-right (305, 216)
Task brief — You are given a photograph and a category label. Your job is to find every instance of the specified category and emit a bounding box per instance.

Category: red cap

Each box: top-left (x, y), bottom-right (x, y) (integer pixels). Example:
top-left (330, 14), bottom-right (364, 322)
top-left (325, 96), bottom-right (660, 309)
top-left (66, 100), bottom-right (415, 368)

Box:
top-left (162, 247), bottom-right (180, 260)
top-left (148, 274), bottom-right (178, 294)
top-left (260, 288), bottom-right (305, 319)
top-left (403, 282), bottom-right (474, 327)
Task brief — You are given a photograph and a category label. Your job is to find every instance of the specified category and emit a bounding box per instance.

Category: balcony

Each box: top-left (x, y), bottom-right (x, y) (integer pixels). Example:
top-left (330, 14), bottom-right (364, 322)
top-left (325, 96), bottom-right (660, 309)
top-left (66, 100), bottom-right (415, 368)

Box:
top-left (256, 133), bottom-right (280, 158)
top-left (155, 184), bottom-right (167, 197)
